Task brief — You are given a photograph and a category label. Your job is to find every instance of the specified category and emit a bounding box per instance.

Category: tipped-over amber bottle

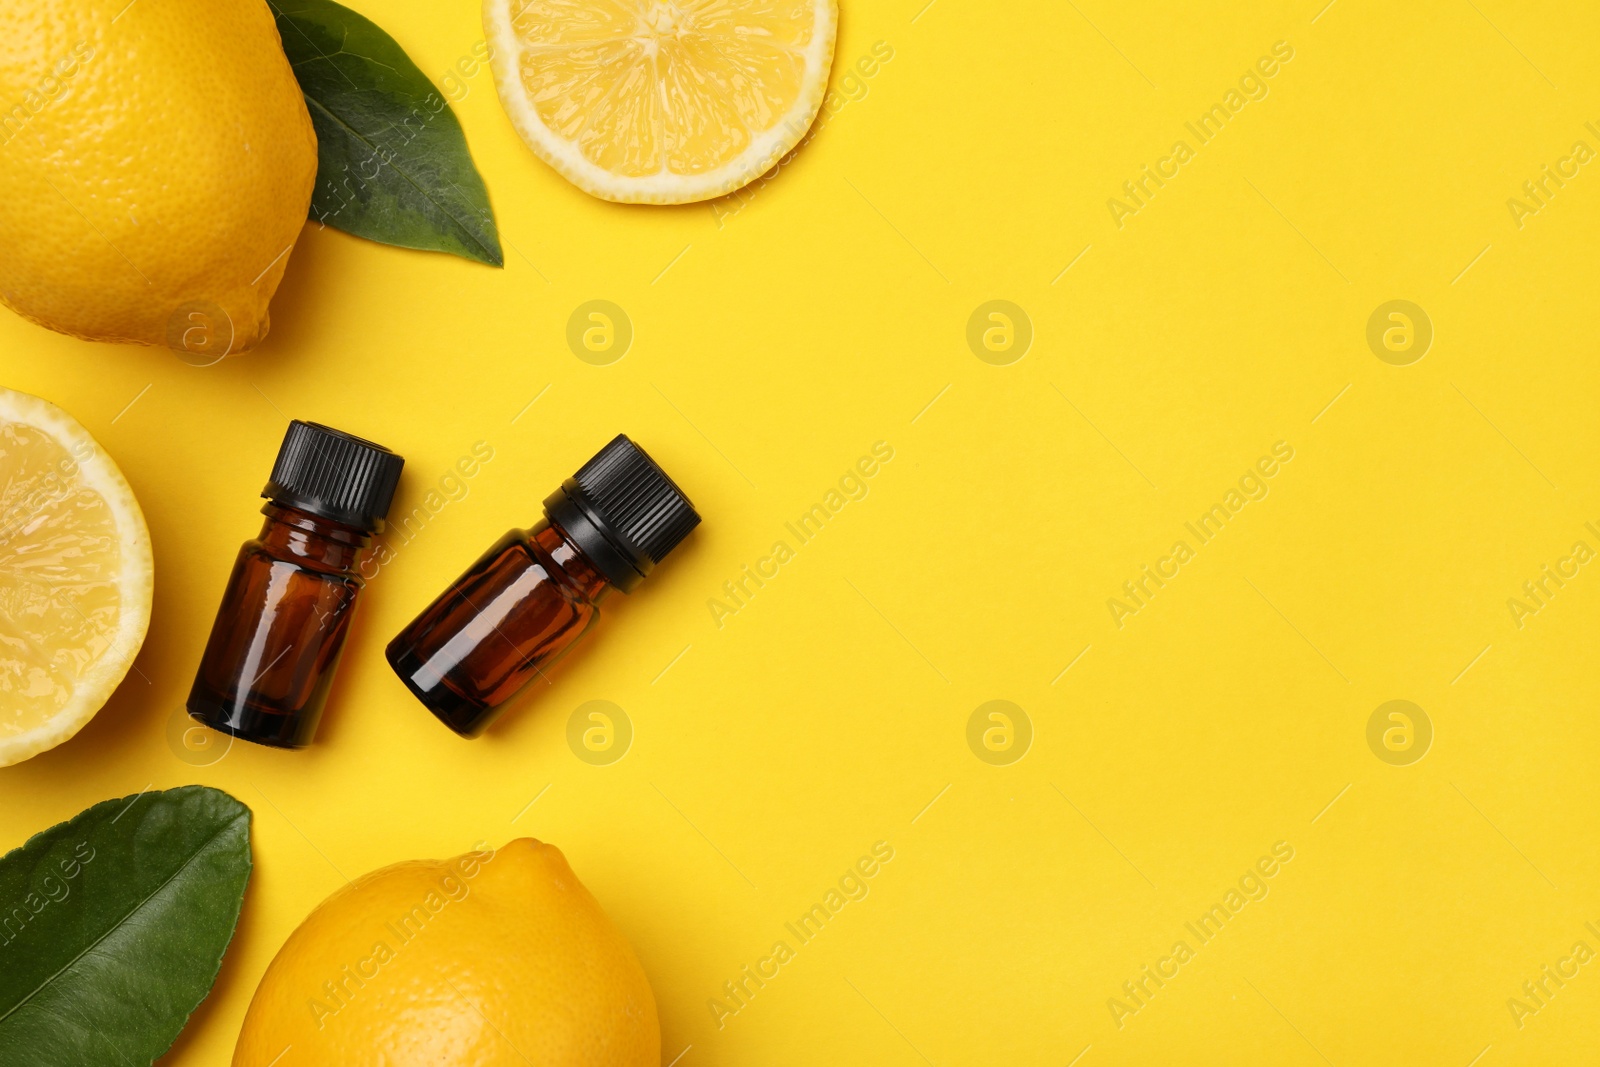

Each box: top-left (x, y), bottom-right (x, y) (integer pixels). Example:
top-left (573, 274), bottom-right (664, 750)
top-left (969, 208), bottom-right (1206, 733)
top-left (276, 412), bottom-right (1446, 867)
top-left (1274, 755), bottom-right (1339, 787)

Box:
top-left (386, 434), bottom-right (699, 738)
top-left (187, 421), bottom-right (403, 749)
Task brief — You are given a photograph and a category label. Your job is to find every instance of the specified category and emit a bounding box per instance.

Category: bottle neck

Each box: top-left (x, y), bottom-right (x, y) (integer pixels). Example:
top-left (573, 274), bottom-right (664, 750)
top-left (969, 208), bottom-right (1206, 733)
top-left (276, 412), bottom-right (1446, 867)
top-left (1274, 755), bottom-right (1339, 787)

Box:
top-left (542, 486), bottom-right (650, 593)
top-left (258, 502), bottom-right (372, 575)
top-left (534, 518), bottom-right (614, 603)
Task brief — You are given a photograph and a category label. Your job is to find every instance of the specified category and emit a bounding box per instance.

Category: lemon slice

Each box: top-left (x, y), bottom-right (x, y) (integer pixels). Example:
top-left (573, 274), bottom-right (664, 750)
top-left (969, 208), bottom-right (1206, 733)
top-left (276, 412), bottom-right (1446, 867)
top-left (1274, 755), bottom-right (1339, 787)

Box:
top-left (0, 388), bottom-right (152, 767)
top-left (485, 0), bottom-right (838, 204)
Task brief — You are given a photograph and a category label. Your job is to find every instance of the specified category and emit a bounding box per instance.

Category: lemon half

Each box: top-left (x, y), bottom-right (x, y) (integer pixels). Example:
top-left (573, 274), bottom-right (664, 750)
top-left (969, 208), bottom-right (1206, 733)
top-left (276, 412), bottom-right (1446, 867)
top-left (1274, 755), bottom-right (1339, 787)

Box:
top-left (0, 388), bottom-right (152, 767)
top-left (485, 0), bottom-right (838, 204)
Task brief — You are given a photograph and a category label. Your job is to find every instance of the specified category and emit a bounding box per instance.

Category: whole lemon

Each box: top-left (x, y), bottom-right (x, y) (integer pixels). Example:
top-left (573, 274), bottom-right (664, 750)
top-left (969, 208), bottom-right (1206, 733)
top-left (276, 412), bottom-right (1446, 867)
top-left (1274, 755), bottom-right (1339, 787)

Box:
top-left (233, 839), bottom-right (661, 1066)
top-left (0, 0), bottom-right (316, 354)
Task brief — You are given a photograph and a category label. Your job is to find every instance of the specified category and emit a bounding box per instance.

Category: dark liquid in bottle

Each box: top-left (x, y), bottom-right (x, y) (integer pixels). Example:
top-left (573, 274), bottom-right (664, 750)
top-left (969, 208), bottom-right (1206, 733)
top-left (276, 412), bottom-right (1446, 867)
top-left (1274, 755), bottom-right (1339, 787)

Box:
top-left (386, 520), bottom-right (609, 737)
top-left (187, 504), bottom-right (369, 748)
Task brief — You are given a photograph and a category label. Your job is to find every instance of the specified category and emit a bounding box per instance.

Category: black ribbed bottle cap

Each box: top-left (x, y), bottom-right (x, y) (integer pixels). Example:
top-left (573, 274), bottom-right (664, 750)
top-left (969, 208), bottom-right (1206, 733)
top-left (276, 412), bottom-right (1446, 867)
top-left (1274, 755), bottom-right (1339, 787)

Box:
top-left (262, 421), bottom-right (404, 532)
top-left (542, 434), bottom-right (700, 593)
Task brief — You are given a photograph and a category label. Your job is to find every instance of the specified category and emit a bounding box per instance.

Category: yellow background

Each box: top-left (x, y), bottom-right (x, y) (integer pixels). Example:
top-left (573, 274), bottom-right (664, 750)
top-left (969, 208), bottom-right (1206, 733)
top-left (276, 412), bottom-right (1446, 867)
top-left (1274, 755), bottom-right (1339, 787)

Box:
top-left (4, 0), bottom-right (1600, 1063)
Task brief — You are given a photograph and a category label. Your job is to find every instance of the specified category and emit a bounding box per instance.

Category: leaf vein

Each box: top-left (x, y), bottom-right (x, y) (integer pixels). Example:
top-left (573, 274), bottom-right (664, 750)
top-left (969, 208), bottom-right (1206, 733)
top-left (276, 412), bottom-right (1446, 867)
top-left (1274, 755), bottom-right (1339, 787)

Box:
top-left (302, 93), bottom-right (496, 262)
top-left (0, 811), bottom-right (247, 1031)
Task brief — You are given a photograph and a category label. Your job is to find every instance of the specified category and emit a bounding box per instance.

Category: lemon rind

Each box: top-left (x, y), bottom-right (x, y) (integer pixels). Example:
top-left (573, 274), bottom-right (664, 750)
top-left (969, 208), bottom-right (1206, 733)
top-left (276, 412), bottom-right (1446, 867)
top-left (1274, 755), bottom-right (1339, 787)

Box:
top-left (0, 388), bottom-right (153, 767)
top-left (484, 0), bottom-right (839, 205)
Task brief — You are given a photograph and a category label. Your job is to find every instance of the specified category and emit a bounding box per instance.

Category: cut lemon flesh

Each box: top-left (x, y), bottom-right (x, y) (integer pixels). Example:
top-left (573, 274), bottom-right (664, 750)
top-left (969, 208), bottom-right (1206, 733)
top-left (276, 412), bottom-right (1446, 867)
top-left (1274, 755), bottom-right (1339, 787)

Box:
top-left (0, 388), bottom-right (152, 767)
top-left (486, 0), bottom-right (838, 203)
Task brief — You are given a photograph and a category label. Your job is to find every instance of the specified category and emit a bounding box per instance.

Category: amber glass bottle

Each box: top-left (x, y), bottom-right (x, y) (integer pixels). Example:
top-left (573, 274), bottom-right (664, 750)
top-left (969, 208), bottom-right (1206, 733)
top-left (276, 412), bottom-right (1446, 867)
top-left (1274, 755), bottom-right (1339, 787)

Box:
top-left (187, 421), bottom-right (403, 748)
top-left (387, 435), bottom-right (699, 738)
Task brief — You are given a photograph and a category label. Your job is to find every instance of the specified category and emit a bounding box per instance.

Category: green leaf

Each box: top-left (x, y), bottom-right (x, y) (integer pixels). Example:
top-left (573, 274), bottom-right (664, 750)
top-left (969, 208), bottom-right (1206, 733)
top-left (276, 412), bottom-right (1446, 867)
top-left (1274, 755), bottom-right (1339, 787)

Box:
top-left (270, 0), bottom-right (503, 266)
top-left (0, 786), bottom-right (252, 1067)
